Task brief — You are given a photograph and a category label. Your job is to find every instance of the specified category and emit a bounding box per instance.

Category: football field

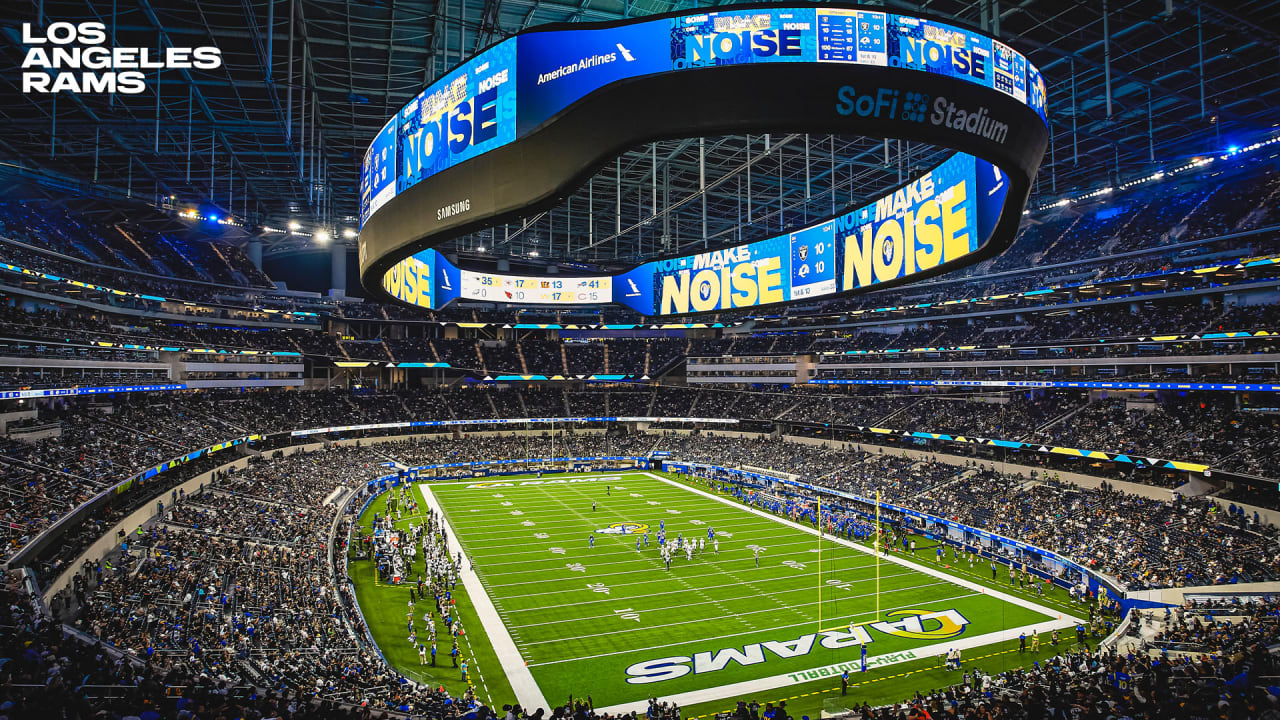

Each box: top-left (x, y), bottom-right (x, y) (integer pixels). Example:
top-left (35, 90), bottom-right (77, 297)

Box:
top-left (423, 471), bottom-right (1082, 712)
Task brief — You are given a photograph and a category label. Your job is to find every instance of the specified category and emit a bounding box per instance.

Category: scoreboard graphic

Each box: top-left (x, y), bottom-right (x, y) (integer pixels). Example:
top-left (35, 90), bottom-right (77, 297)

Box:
top-left (815, 9), bottom-right (887, 65)
top-left (460, 271), bottom-right (611, 305)
top-left (788, 221), bottom-right (837, 299)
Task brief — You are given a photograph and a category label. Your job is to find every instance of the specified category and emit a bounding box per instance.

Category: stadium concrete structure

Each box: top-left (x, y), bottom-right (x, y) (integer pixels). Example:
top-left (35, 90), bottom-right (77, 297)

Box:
top-left (1, 1), bottom-right (1280, 719)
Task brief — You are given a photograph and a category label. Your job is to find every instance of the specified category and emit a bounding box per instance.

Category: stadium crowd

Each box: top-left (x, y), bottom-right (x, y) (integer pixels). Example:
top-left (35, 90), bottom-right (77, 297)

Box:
top-left (4, 385), bottom-right (1280, 574)
top-left (658, 434), bottom-right (1280, 590)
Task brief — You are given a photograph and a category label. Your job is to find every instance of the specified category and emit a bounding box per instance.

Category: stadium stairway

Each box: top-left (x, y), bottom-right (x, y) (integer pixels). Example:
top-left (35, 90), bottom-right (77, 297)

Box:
top-left (873, 396), bottom-right (928, 427)
top-left (1030, 402), bottom-right (1092, 439)
top-left (516, 341), bottom-right (528, 374)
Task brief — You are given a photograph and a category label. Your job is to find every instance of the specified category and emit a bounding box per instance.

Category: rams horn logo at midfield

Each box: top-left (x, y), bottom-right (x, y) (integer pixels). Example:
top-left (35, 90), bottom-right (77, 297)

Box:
top-left (598, 522), bottom-right (649, 535)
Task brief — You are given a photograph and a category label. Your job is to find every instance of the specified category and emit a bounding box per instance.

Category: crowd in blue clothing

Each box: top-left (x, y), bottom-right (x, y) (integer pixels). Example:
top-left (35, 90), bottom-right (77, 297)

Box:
top-left (675, 437), bottom-right (1280, 592)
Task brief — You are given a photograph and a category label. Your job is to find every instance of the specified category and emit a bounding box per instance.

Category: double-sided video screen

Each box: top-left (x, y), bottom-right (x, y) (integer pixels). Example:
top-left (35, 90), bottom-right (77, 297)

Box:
top-left (360, 7), bottom-right (1045, 226)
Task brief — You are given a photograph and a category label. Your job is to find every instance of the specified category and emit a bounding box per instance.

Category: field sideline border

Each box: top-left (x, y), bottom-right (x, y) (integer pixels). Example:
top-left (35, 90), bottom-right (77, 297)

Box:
top-left (591, 472), bottom-right (1085, 715)
top-left (419, 482), bottom-right (551, 712)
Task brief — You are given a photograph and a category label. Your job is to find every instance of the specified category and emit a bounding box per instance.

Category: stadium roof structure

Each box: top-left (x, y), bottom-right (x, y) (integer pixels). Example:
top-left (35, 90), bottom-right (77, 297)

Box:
top-left (1, 0), bottom-right (1277, 268)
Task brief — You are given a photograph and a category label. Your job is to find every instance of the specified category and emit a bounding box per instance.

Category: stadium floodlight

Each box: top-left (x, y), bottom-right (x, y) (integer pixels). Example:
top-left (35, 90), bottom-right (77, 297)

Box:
top-left (342, 228), bottom-right (358, 239)
top-left (288, 221), bottom-right (302, 232)
top-left (477, 246), bottom-right (486, 253)
top-left (314, 230), bottom-right (331, 244)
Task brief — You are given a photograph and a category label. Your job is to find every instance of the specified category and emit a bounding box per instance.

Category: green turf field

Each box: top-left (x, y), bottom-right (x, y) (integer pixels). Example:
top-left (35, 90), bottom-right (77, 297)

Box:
top-left (347, 486), bottom-right (517, 707)
top-left (414, 470), bottom-right (1082, 712)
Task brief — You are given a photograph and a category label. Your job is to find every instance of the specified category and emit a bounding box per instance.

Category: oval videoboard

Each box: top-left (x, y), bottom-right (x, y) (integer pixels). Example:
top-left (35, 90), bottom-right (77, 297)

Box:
top-left (359, 4), bottom-right (1049, 316)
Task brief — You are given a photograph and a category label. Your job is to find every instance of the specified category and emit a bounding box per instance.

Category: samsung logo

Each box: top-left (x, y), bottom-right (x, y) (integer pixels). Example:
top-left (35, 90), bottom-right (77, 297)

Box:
top-left (437, 199), bottom-right (472, 221)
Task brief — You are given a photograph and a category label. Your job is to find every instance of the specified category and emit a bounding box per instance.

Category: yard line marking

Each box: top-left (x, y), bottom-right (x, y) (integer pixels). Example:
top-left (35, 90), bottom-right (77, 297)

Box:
top-left (443, 507), bottom-right (751, 536)
top-left (644, 472), bottom-right (1078, 624)
top-left (555, 479), bottom-right (837, 627)
top-left (592, 617), bottom-right (1077, 716)
top-left (510, 470), bottom-right (758, 634)
top-left (481, 549), bottom-right (865, 587)
top-left (497, 567), bottom-right (920, 612)
top-left (459, 520), bottom-right (788, 545)
top-left (469, 536), bottom-right (866, 572)
top-left (423, 474), bottom-right (629, 488)
top-left (519, 586), bottom-right (967, 648)
top-left (506, 579), bottom-right (953, 630)
top-left (526, 588), bottom-right (979, 663)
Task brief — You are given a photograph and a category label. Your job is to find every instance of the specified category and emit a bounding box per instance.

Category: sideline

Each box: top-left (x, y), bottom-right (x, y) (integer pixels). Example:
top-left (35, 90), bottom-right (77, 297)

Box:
top-left (419, 483), bottom-right (551, 712)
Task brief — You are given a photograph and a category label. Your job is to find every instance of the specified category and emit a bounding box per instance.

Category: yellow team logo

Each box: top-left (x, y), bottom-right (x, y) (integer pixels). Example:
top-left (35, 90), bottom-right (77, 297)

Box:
top-left (869, 609), bottom-right (971, 640)
top-left (598, 522), bottom-right (650, 535)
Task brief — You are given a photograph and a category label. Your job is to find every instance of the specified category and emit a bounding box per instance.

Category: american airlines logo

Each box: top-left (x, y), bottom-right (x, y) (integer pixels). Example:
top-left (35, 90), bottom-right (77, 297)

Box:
top-left (536, 43), bottom-right (637, 85)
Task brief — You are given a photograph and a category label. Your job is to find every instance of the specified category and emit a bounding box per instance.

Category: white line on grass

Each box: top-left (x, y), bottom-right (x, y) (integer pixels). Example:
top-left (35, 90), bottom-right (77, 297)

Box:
top-left (497, 567), bottom-right (921, 612)
top-left (643, 472), bottom-right (1076, 623)
top-left (419, 483), bottom-right (550, 712)
top-left (507, 578), bottom-right (953, 630)
top-left (593, 615), bottom-right (1079, 716)
top-left (458, 519), bottom-right (784, 545)
top-left (426, 474), bottom-right (629, 488)
top-left (469, 535), bottom-right (862, 572)
top-left (507, 470), bottom-right (758, 635)
top-left (526, 587), bottom-right (975, 663)
top-left (554, 479), bottom-right (836, 627)
top-left (481, 548), bottom-right (864, 588)
top-left (443, 507), bottom-right (751, 536)
top-left (437, 471), bottom-right (1084, 712)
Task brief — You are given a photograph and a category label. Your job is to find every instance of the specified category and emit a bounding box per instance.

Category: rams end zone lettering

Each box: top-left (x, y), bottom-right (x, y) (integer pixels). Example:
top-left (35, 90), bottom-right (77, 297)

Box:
top-left (625, 609), bottom-right (971, 684)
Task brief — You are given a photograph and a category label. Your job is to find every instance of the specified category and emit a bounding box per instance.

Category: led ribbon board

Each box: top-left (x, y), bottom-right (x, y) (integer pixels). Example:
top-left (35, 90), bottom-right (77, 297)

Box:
top-left (361, 4), bottom-right (1049, 315)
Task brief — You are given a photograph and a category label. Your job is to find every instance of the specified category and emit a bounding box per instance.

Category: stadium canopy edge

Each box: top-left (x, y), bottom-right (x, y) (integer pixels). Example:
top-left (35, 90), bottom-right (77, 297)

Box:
top-left (358, 3), bottom-right (1048, 316)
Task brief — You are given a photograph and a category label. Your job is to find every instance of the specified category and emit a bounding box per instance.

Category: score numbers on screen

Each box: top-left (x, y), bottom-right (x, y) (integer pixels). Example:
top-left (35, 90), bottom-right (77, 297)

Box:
top-left (460, 271), bottom-right (612, 304)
